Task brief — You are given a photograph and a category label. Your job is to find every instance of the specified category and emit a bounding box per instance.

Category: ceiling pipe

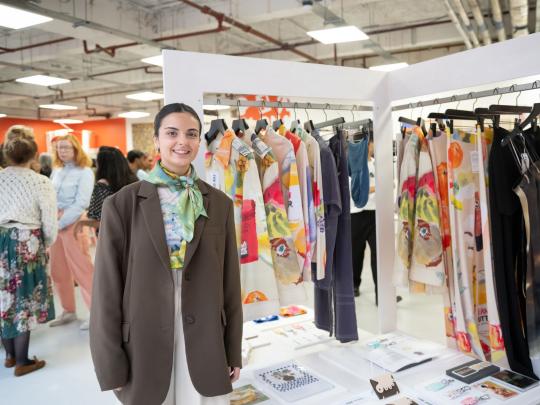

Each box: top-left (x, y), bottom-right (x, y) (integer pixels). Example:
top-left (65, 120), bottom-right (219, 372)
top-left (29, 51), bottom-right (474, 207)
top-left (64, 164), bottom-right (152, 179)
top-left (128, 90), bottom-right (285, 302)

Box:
top-left (451, 0), bottom-right (480, 47)
top-left (509, 0), bottom-right (529, 37)
top-left (490, 0), bottom-right (507, 41)
top-left (82, 19), bottom-right (228, 57)
top-left (537, 0), bottom-right (540, 32)
top-left (443, 0), bottom-right (473, 49)
top-left (0, 37), bottom-right (74, 55)
top-left (466, 0), bottom-right (492, 44)
top-left (178, 0), bottom-right (322, 63)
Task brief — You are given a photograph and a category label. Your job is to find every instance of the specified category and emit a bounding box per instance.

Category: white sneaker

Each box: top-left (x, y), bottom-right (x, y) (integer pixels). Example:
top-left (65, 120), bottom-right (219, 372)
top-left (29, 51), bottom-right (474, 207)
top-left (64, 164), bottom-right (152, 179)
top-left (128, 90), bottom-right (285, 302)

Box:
top-left (49, 312), bottom-right (77, 327)
top-left (79, 320), bottom-right (90, 331)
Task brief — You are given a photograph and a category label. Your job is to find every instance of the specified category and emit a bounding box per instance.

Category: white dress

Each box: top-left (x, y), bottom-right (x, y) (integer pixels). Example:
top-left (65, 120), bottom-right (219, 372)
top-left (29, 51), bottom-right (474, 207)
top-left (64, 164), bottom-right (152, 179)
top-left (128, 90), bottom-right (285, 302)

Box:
top-left (161, 270), bottom-right (230, 405)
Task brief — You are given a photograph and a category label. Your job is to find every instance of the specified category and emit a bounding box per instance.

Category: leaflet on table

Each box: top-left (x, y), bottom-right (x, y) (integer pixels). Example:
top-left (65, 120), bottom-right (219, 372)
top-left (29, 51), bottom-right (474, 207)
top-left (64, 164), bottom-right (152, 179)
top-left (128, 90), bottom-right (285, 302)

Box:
top-left (231, 383), bottom-right (277, 405)
top-left (269, 321), bottom-right (333, 350)
top-left (362, 333), bottom-right (444, 372)
top-left (254, 360), bottom-right (335, 402)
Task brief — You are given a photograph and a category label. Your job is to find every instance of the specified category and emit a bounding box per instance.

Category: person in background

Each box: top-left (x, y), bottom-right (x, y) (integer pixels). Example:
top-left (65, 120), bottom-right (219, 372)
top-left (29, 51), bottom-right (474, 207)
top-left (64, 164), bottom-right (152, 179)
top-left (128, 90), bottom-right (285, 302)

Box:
top-left (0, 125), bottom-right (57, 376)
top-left (74, 146), bottom-right (137, 235)
top-left (0, 143), bottom-right (7, 168)
top-left (90, 103), bottom-right (242, 405)
top-left (350, 137), bottom-right (402, 304)
top-left (127, 149), bottom-right (149, 180)
top-left (39, 153), bottom-right (53, 178)
top-left (49, 134), bottom-right (95, 330)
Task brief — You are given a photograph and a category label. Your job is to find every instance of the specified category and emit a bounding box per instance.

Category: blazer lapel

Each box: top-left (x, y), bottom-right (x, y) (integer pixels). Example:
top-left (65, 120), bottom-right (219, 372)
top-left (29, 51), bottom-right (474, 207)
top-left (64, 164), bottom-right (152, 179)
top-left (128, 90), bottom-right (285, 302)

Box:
top-left (138, 182), bottom-right (172, 279)
top-left (183, 180), bottom-right (210, 273)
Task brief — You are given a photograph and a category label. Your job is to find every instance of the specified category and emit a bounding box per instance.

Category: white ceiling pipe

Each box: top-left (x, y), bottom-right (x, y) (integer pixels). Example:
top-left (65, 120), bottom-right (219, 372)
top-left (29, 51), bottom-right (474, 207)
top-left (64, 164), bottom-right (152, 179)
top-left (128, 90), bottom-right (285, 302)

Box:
top-left (490, 0), bottom-right (507, 41)
top-left (509, 0), bottom-right (529, 37)
top-left (466, 0), bottom-right (492, 44)
top-left (443, 0), bottom-right (473, 49)
top-left (451, 0), bottom-right (481, 47)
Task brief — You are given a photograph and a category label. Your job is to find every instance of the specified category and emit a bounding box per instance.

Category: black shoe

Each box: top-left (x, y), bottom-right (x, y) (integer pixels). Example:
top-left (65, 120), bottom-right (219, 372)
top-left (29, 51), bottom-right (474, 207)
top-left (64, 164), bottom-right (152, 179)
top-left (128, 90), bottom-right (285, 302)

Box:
top-left (354, 288), bottom-right (360, 297)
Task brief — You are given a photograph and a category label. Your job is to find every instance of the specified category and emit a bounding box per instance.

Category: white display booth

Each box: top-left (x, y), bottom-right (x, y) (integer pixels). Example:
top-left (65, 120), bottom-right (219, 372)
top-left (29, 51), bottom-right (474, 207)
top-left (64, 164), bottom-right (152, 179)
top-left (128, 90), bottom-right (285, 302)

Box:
top-left (162, 32), bottom-right (540, 335)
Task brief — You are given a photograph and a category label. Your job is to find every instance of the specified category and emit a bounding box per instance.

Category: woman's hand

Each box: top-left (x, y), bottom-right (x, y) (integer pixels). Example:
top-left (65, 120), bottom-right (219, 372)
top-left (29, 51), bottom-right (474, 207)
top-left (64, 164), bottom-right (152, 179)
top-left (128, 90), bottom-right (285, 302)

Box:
top-left (113, 387), bottom-right (123, 392)
top-left (229, 367), bottom-right (240, 383)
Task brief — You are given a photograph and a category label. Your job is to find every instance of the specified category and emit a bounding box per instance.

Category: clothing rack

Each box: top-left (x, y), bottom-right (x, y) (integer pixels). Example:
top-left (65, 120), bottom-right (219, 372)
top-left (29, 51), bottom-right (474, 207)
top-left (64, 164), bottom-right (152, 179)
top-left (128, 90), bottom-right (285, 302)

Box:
top-left (202, 98), bottom-right (373, 112)
top-left (392, 79), bottom-right (540, 112)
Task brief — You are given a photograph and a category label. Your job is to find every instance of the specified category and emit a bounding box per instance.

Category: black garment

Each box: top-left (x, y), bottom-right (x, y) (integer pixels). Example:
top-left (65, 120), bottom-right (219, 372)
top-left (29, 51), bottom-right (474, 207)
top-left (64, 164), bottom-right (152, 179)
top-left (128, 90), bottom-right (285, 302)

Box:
top-left (312, 130), bottom-right (358, 343)
top-left (2, 331), bottom-right (32, 366)
top-left (489, 126), bottom-right (536, 378)
top-left (351, 211), bottom-right (377, 297)
top-left (87, 182), bottom-right (113, 221)
top-left (39, 167), bottom-right (52, 178)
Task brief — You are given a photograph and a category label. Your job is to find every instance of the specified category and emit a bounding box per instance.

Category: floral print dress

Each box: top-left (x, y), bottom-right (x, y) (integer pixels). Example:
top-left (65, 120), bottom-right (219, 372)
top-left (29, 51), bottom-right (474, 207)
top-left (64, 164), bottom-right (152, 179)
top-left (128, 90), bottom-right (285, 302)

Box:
top-left (0, 228), bottom-right (55, 339)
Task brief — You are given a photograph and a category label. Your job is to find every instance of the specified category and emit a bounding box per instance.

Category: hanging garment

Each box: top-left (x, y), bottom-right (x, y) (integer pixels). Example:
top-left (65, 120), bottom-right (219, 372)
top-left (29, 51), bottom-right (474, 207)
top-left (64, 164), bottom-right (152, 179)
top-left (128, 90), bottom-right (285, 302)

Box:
top-left (514, 162), bottom-right (540, 378)
top-left (313, 129), bottom-right (358, 343)
top-left (447, 129), bottom-right (491, 361)
top-left (285, 130), bottom-right (316, 280)
top-left (348, 137), bottom-right (370, 209)
top-left (261, 128), bottom-right (307, 274)
top-left (489, 126), bottom-right (535, 378)
top-left (301, 130), bottom-right (327, 280)
top-left (475, 127), bottom-right (508, 366)
top-left (205, 131), bottom-right (280, 321)
top-left (311, 130), bottom-right (342, 334)
top-left (427, 129), bottom-right (457, 347)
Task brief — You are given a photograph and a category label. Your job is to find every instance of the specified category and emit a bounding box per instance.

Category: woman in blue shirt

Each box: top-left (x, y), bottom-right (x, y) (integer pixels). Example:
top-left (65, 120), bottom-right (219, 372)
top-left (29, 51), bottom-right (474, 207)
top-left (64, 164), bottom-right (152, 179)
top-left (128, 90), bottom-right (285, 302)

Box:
top-left (49, 134), bottom-right (95, 330)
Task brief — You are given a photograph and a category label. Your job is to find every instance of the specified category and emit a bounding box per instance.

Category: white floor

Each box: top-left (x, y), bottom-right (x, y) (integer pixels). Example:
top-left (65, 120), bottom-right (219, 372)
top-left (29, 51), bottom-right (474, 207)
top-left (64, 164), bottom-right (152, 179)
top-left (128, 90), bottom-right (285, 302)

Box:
top-left (0, 246), bottom-right (445, 404)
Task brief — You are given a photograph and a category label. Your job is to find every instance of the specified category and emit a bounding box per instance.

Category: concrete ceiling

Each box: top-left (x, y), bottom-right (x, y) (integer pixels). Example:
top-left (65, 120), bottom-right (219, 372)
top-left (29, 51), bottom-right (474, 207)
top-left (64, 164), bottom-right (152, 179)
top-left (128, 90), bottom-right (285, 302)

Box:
top-left (0, 0), bottom-right (538, 120)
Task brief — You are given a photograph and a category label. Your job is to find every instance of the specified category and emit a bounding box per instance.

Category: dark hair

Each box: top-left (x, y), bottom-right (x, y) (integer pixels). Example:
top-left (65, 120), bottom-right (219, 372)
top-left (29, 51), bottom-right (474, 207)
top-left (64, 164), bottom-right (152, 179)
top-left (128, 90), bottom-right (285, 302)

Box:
top-left (39, 153), bottom-right (53, 178)
top-left (4, 134), bottom-right (37, 165)
top-left (154, 103), bottom-right (202, 137)
top-left (96, 146), bottom-right (137, 192)
top-left (127, 149), bottom-right (145, 163)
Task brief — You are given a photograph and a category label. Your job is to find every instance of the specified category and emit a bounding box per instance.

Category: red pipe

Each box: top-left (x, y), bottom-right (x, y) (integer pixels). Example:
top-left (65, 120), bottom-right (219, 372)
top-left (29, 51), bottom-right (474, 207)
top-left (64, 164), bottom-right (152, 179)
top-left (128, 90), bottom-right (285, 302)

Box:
top-left (0, 37), bottom-right (74, 55)
top-left (179, 0), bottom-right (323, 63)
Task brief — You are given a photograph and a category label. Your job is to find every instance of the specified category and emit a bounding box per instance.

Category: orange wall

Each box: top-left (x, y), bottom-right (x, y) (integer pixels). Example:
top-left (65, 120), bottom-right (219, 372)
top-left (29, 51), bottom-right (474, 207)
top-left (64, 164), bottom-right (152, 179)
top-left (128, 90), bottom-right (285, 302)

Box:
top-left (0, 117), bottom-right (127, 154)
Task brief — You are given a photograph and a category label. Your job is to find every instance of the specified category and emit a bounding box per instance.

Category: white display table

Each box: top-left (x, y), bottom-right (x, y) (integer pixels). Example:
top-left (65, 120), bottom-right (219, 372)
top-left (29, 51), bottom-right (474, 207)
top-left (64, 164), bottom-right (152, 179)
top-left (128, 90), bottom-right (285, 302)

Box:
top-left (236, 310), bottom-right (540, 405)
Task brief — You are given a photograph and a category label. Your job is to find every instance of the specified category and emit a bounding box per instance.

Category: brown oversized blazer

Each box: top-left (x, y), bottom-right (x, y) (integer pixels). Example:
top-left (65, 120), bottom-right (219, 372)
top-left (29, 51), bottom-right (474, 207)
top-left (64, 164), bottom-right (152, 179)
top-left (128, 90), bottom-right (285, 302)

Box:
top-left (89, 179), bottom-right (243, 405)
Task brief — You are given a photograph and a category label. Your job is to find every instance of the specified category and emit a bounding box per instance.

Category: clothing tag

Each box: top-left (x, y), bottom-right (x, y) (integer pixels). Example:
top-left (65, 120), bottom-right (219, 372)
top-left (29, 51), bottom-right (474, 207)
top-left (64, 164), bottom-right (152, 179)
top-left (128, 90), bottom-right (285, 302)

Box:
top-left (252, 137), bottom-right (272, 158)
top-left (232, 138), bottom-right (251, 157)
top-left (470, 151), bottom-right (479, 173)
top-left (521, 153), bottom-right (530, 173)
top-left (206, 169), bottom-right (220, 189)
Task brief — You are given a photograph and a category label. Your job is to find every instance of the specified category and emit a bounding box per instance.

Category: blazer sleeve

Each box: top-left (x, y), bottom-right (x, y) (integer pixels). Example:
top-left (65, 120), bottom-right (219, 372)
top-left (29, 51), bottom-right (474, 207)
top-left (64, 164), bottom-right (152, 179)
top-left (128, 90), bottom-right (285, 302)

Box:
top-left (223, 199), bottom-right (243, 368)
top-left (89, 196), bottom-right (129, 391)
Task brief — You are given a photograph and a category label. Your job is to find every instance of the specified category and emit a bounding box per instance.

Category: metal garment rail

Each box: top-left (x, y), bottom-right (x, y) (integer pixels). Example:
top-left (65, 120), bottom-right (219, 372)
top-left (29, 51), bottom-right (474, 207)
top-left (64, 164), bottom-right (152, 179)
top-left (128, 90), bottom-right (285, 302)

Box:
top-left (202, 98), bottom-right (373, 112)
top-left (392, 79), bottom-right (540, 111)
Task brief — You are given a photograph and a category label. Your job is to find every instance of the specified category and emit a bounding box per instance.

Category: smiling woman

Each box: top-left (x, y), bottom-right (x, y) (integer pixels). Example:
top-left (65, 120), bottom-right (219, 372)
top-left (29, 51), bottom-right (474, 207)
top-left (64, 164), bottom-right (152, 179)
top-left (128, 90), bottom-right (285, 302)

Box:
top-left (90, 103), bottom-right (243, 405)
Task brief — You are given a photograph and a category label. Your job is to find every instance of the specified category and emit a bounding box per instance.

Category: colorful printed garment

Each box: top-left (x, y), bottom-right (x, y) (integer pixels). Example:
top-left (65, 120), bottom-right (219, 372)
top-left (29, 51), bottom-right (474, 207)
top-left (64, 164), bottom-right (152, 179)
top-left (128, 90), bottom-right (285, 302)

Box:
top-left (262, 128), bottom-right (307, 276)
top-left (147, 162), bottom-right (207, 270)
top-left (395, 125), bottom-right (444, 290)
top-left (285, 130), bottom-right (316, 280)
top-left (446, 129), bottom-right (490, 361)
top-left (206, 130), bottom-right (280, 320)
top-left (301, 129), bottom-right (327, 280)
top-left (0, 228), bottom-right (55, 339)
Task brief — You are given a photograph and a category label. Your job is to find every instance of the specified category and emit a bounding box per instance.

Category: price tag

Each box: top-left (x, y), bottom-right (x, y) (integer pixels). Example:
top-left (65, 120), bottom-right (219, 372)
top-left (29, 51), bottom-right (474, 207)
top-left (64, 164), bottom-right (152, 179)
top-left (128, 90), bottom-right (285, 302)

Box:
top-left (470, 151), bottom-right (479, 173)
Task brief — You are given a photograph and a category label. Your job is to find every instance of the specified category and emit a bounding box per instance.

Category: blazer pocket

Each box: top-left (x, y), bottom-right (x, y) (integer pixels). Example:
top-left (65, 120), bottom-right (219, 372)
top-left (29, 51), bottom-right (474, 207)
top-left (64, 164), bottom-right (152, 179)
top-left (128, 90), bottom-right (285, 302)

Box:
top-left (220, 309), bottom-right (227, 327)
top-left (121, 322), bottom-right (130, 343)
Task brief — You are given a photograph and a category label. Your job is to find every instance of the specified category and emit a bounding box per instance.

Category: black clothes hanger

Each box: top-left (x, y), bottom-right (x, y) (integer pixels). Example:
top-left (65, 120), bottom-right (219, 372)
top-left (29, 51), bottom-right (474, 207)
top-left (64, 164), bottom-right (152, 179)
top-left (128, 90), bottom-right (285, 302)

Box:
top-left (489, 105), bottom-right (531, 114)
top-left (255, 118), bottom-right (268, 135)
top-left (398, 116), bottom-right (417, 125)
top-left (272, 119), bottom-right (283, 131)
top-left (314, 117), bottom-right (345, 130)
top-left (290, 119), bottom-right (300, 133)
top-left (304, 120), bottom-right (315, 133)
top-left (502, 103), bottom-right (540, 146)
top-left (205, 118), bottom-right (228, 144)
top-left (232, 119), bottom-right (249, 135)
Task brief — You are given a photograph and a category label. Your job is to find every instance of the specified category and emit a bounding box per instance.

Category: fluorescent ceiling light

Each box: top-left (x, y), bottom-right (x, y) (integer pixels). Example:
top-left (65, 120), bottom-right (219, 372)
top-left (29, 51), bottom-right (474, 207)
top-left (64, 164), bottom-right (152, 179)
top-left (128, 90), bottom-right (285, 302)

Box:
top-left (53, 119), bottom-right (83, 124)
top-left (40, 104), bottom-right (77, 110)
top-left (118, 111), bottom-right (150, 119)
top-left (204, 105), bottom-right (230, 111)
top-left (126, 91), bottom-right (164, 101)
top-left (16, 75), bottom-right (70, 86)
top-left (141, 55), bottom-right (163, 67)
top-left (0, 114), bottom-right (6, 118)
top-left (369, 62), bottom-right (409, 72)
top-left (0, 5), bottom-right (52, 29)
top-left (307, 25), bottom-right (369, 44)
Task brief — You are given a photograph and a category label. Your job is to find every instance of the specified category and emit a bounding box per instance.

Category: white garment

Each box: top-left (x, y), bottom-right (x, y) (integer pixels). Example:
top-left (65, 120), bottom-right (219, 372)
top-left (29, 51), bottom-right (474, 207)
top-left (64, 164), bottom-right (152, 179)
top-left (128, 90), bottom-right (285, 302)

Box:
top-left (162, 271), bottom-right (230, 405)
top-left (349, 159), bottom-right (375, 213)
top-left (0, 166), bottom-right (58, 245)
top-left (136, 169), bottom-right (149, 181)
